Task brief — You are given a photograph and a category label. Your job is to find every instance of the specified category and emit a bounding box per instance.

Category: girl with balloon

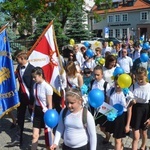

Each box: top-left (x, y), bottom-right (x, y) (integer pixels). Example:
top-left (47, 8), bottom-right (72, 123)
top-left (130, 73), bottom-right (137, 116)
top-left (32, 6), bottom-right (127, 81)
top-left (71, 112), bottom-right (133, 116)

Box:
top-left (31, 67), bottom-right (54, 150)
top-left (107, 75), bottom-right (134, 150)
top-left (89, 65), bottom-right (111, 144)
top-left (50, 88), bottom-right (97, 150)
top-left (130, 67), bottom-right (150, 150)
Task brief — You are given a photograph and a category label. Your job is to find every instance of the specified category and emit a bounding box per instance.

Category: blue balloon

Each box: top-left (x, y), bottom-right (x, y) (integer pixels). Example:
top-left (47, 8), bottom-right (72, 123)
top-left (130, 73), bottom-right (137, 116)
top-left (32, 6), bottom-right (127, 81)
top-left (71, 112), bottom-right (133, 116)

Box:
top-left (113, 67), bottom-right (124, 77)
top-left (140, 43), bottom-right (143, 47)
top-left (122, 88), bottom-right (129, 95)
top-left (148, 73), bottom-right (150, 81)
top-left (44, 109), bottom-right (59, 128)
top-left (107, 112), bottom-right (117, 121)
top-left (113, 103), bottom-right (124, 116)
top-left (142, 42), bottom-right (149, 50)
top-left (140, 53), bottom-right (149, 62)
top-left (80, 84), bottom-right (88, 95)
top-left (85, 49), bottom-right (94, 58)
top-left (140, 37), bottom-right (144, 41)
top-left (148, 68), bottom-right (150, 72)
top-left (88, 89), bottom-right (104, 108)
top-left (143, 42), bottom-right (149, 50)
top-left (83, 41), bottom-right (90, 48)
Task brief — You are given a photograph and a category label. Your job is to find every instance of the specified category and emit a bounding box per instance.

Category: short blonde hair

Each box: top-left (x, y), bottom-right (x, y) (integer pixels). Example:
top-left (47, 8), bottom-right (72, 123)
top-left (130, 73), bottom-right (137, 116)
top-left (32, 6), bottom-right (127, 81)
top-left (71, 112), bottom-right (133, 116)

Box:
top-left (95, 47), bottom-right (101, 52)
top-left (73, 44), bottom-right (78, 49)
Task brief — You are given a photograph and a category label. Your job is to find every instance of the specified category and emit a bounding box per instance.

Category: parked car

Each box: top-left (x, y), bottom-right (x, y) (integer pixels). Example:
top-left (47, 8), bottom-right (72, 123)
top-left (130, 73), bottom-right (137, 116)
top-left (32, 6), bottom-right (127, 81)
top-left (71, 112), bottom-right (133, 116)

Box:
top-left (92, 37), bottom-right (105, 43)
top-left (106, 37), bottom-right (122, 45)
top-left (94, 37), bottom-right (122, 45)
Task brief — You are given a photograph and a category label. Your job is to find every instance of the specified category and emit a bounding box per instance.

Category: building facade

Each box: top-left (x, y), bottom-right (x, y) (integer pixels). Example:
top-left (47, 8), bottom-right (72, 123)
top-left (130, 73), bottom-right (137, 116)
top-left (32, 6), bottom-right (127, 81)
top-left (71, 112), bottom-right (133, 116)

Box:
top-left (91, 0), bottom-right (150, 41)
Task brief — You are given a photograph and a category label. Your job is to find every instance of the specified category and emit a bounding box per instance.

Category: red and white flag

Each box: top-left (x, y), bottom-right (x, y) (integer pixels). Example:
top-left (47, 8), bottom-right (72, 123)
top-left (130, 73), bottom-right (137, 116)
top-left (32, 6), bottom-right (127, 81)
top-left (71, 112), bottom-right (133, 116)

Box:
top-left (28, 21), bottom-right (63, 96)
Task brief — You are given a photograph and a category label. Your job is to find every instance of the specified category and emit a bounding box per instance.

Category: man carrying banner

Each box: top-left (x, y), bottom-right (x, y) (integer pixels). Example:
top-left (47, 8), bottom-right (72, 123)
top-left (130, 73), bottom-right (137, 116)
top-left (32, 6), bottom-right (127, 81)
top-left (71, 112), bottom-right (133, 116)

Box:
top-left (7, 50), bottom-right (35, 147)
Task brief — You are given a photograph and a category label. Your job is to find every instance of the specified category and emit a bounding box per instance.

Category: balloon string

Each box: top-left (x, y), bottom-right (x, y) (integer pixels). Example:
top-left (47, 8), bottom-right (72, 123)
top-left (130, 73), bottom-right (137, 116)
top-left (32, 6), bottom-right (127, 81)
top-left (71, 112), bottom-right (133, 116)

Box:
top-left (94, 109), bottom-right (114, 120)
top-left (102, 120), bottom-right (108, 126)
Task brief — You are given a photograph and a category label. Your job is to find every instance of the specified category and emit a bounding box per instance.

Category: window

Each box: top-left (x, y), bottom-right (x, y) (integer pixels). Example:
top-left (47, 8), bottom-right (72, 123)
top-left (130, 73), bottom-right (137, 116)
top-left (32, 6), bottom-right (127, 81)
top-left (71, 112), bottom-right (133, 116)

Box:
top-left (115, 14), bottom-right (120, 22)
top-left (122, 14), bottom-right (128, 22)
top-left (108, 15), bottom-right (113, 23)
top-left (140, 11), bottom-right (148, 20)
top-left (122, 29), bottom-right (127, 39)
top-left (109, 29), bottom-right (113, 37)
top-left (115, 29), bottom-right (120, 38)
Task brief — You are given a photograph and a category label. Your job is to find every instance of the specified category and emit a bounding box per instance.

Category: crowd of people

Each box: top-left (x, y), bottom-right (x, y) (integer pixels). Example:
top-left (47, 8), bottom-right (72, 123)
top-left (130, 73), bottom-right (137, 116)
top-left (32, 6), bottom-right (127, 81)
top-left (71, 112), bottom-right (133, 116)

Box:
top-left (5, 40), bottom-right (150, 150)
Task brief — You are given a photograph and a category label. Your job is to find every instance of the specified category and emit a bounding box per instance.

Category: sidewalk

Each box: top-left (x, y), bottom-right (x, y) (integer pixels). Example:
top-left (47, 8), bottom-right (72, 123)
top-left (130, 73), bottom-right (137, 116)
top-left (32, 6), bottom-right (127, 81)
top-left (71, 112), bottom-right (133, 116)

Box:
top-left (0, 110), bottom-right (150, 150)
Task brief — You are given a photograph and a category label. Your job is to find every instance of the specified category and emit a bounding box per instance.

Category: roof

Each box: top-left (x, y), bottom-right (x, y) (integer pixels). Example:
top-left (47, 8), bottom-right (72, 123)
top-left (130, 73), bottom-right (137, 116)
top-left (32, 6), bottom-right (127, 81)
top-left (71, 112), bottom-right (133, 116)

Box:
top-left (92, 0), bottom-right (150, 14)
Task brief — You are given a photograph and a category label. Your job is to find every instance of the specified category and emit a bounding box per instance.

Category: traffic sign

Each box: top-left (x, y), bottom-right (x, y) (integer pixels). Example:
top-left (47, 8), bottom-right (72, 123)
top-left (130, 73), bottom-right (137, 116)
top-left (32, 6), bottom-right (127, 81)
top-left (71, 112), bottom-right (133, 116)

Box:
top-left (104, 27), bottom-right (109, 38)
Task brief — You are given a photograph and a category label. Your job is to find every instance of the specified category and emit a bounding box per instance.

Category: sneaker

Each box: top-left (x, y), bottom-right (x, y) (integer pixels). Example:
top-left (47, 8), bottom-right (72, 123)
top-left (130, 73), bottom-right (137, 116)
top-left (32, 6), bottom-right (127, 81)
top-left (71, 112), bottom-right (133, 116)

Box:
top-left (5, 140), bottom-right (20, 147)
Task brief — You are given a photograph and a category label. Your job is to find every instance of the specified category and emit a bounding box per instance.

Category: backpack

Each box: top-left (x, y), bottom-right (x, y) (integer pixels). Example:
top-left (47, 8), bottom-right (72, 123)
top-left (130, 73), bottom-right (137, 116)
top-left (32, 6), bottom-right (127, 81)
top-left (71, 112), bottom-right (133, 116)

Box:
top-left (62, 107), bottom-right (87, 128)
top-left (90, 79), bottom-right (108, 100)
top-left (109, 87), bottom-right (127, 98)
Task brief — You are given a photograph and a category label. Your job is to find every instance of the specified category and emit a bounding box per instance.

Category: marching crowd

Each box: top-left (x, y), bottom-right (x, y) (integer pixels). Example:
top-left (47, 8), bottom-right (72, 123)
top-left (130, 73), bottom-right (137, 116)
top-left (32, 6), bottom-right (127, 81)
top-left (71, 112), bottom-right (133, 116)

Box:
top-left (5, 40), bottom-right (150, 150)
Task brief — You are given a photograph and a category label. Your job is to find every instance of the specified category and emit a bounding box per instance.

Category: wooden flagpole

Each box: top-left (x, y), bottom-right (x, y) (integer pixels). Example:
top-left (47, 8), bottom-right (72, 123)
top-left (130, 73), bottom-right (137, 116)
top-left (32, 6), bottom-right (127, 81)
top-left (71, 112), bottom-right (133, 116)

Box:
top-left (0, 22), bottom-right (9, 33)
top-left (27, 20), bottom-right (53, 56)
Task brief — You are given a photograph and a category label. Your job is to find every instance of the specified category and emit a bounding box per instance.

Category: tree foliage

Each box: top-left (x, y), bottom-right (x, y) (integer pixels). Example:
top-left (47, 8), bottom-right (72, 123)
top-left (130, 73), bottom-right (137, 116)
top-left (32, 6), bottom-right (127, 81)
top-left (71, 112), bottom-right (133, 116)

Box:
top-left (65, 3), bottom-right (92, 43)
top-left (0, 0), bottom-right (111, 46)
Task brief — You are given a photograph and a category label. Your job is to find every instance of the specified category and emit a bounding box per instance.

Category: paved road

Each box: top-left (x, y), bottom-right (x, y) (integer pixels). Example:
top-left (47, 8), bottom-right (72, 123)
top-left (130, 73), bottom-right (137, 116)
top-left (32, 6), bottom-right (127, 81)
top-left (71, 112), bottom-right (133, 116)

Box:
top-left (0, 109), bottom-right (150, 150)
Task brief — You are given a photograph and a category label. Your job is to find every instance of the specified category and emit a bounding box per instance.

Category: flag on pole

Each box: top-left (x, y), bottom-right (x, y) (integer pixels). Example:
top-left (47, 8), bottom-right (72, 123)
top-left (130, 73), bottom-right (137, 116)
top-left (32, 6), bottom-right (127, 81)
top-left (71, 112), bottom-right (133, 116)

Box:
top-left (28, 21), bottom-right (64, 96)
top-left (0, 29), bottom-right (20, 118)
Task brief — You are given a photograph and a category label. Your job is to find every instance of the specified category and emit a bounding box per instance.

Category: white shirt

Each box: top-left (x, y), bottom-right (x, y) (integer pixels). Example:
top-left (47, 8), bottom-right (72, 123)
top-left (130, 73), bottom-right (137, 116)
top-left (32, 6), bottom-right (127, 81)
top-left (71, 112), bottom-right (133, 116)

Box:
top-left (107, 87), bottom-right (134, 112)
top-left (67, 73), bottom-right (81, 88)
top-left (75, 51), bottom-right (85, 67)
top-left (103, 66), bottom-right (116, 87)
top-left (132, 48), bottom-right (141, 61)
top-left (81, 59), bottom-right (96, 71)
top-left (33, 80), bottom-right (53, 107)
top-left (130, 82), bottom-right (150, 103)
top-left (92, 78), bottom-right (110, 93)
top-left (19, 62), bottom-right (29, 78)
top-left (101, 46), bottom-right (112, 57)
top-left (54, 109), bottom-right (97, 150)
top-left (117, 56), bottom-right (133, 73)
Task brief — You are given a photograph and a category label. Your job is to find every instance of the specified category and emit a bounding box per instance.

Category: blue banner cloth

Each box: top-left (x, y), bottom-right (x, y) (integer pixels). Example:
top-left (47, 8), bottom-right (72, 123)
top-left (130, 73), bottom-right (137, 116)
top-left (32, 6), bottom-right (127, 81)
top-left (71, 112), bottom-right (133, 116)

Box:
top-left (0, 29), bottom-right (20, 118)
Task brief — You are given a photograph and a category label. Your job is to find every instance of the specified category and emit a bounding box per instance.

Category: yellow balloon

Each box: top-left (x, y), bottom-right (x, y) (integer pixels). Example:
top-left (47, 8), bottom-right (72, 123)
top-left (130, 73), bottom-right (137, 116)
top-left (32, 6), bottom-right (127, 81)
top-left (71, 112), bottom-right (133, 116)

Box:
top-left (70, 39), bottom-right (75, 46)
top-left (109, 41), bottom-right (113, 47)
top-left (117, 74), bottom-right (132, 88)
top-left (99, 58), bottom-right (105, 65)
top-left (94, 41), bottom-right (100, 47)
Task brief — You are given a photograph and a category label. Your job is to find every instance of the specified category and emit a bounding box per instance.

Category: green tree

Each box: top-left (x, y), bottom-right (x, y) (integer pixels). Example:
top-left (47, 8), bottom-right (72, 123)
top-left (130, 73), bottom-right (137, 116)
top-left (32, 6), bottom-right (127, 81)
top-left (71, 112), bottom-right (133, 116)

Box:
top-left (0, 0), bottom-right (112, 46)
top-left (65, 4), bottom-right (92, 43)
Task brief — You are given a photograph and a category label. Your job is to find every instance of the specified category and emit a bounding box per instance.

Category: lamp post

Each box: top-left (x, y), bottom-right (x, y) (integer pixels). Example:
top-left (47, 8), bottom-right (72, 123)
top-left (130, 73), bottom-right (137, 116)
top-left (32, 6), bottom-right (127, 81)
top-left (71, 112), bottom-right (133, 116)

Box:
top-left (90, 16), bottom-right (93, 31)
